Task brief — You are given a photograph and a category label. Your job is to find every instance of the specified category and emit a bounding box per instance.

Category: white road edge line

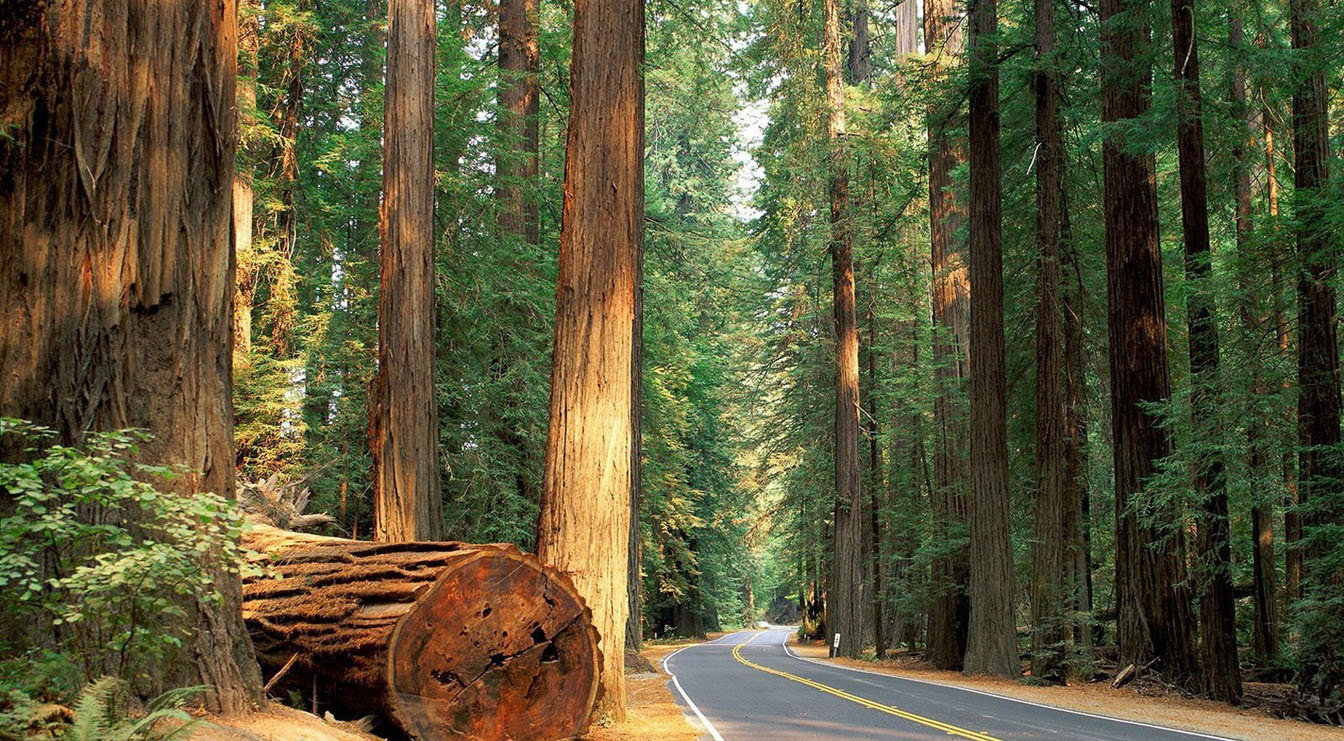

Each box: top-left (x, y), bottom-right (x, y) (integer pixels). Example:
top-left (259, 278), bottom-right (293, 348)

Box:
top-left (663, 641), bottom-right (728, 741)
top-left (774, 629), bottom-right (1237, 741)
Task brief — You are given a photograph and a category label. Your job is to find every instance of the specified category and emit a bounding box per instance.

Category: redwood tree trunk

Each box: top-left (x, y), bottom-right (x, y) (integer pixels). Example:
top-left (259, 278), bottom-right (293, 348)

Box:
top-left (537, 0), bottom-right (644, 718)
top-left (1031, 0), bottom-right (1072, 683)
top-left (824, 0), bottom-right (864, 660)
top-left (1229, 18), bottom-right (1280, 667)
top-left (0, 0), bottom-right (261, 711)
top-left (924, 0), bottom-right (971, 671)
top-left (1099, 0), bottom-right (1200, 683)
top-left (371, 0), bottom-right (443, 542)
top-left (964, 0), bottom-right (1015, 678)
top-left (1170, 0), bottom-right (1240, 703)
top-left (1290, 0), bottom-right (1340, 590)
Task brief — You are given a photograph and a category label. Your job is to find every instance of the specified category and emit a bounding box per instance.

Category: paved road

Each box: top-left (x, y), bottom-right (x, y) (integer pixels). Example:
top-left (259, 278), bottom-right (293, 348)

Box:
top-left (662, 628), bottom-right (1233, 741)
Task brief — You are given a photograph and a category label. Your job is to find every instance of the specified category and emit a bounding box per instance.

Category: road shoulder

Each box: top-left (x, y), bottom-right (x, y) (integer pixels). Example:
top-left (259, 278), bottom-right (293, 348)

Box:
top-left (586, 636), bottom-right (727, 741)
top-left (786, 636), bottom-right (1344, 741)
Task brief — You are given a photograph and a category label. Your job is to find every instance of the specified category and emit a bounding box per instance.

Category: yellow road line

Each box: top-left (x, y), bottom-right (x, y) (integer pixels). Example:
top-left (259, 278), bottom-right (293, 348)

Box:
top-left (730, 633), bottom-right (1002, 741)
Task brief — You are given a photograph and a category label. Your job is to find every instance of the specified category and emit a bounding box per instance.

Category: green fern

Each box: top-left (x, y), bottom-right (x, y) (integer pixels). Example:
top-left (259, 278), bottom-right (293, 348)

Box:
top-left (63, 678), bottom-right (209, 741)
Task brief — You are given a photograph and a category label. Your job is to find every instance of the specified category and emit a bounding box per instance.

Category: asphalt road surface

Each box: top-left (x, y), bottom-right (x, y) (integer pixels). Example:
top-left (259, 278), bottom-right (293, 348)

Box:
top-left (662, 627), bottom-right (1234, 741)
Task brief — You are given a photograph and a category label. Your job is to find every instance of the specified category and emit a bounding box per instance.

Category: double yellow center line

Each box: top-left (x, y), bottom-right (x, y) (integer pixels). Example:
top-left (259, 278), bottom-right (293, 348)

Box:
top-left (730, 632), bottom-right (1002, 741)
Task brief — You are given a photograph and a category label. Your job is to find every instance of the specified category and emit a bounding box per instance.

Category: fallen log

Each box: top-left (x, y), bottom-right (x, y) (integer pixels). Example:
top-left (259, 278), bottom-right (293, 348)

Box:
top-left (241, 525), bottom-right (600, 740)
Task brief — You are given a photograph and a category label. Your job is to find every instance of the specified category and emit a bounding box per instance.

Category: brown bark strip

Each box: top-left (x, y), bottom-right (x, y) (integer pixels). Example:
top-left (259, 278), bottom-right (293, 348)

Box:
top-left (1099, 0), bottom-right (1200, 683)
top-left (1169, 0), bottom-right (1240, 703)
top-left (371, 0), bottom-right (443, 543)
top-left (538, 0), bottom-right (644, 719)
top-left (924, 0), bottom-right (971, 671)
top-left (824, 0), bottom-right (864, 661)
top-left (964, 0), bottom-right (1015, 678)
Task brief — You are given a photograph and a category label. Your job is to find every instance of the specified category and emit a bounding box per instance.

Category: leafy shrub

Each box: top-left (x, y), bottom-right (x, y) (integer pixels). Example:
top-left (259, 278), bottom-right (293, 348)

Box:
top-left (0, 419), bottom-right (248, 688)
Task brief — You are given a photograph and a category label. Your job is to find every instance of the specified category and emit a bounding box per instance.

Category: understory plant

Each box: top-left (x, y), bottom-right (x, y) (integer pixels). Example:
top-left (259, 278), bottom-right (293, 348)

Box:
top-left (0, 418), bottom-right (247, 690)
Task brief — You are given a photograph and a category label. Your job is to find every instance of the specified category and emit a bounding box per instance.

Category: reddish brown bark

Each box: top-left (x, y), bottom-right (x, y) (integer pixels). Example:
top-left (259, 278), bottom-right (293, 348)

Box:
top-left (537, 0), bottom-right (644, 717)
top-left (1170, 0), bottom-right (1240, 703)
top-left (371, 0), bottom-right (443, 542)
top-left (924, 0), bottom-right (971, 671)
top-left (964, 0), bottom-right (1015, 678)
top-left (824, 0), bottom-right (864, 660)
top-left (1031, 0), bottom-right (1075, 683)
top-left (1230, 18), bottom-right (1280, 667)
top-left (0, 0), bottom-right (261, 711)
top-left (1099, 0), bottom-right (1200, 683)
top-left (1290, 0), bottom-right (1340, 584)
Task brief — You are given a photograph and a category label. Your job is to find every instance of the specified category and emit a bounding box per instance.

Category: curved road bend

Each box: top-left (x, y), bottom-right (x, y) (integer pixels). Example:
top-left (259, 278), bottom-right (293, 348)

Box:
top-left (663, 628), bottom-right (1234, 741)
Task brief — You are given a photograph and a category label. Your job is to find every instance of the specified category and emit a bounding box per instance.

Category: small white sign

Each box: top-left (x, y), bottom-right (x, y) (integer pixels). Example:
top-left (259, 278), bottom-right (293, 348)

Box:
top-left (832, 633), bottom-right (841, 649)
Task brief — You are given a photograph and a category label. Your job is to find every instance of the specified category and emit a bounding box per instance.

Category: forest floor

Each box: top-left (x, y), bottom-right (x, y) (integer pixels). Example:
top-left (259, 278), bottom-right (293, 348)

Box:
top-left (586, 633), bottom-right (726, 741)
top-left (790, 637), bottom-right (1344, 740)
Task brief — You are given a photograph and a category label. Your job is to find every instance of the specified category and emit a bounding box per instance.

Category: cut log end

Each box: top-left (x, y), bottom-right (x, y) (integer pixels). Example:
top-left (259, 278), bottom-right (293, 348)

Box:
top-left (387, 550), bottom-right (600, 740)
top-left (242, 526), bottom-right (601, 740)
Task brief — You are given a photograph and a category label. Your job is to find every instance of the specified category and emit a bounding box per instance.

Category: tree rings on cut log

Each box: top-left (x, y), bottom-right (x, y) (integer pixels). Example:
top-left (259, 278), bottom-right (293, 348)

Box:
top-left (242, 526), bottom-right (601, 740)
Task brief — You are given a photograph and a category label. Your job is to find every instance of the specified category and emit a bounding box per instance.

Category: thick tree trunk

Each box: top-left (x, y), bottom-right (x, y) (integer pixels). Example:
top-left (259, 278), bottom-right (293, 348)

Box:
top-left (1170, 0), bottom-right (1240, 703)
top-left (924, 0), bottom-right (971, 672)
top-left (241, 527), bottom-right (599, 740)
top-left (1290, 0), bottom-right (1340, 588)
top-left (538, 0), bottom-right (644, 718)
top-left (1099, 0), bottom-right (1201, 684)
top-left (964, 0), bottom-right (1016, 679)
top-left (497, 0), bottom-right (540, 247)
top-left (1230, 17), bottom-right (1280, 668)
top-left (824, 0), bottom-right (864, 660)
top-left (370, 0), bottom-right (443, 543)
top-left (1031, 0), bottom-right (1072, 683)
top-left (0, 0), bottom-right (261, 711)
top-left (894, 0), bottom-right (919, 56)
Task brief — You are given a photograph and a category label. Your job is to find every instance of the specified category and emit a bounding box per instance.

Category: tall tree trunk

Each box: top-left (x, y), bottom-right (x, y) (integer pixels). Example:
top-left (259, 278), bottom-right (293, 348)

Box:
top-left (964, 0), bottom-right (1015, 678)
top-left (497, 0), bottom-right (540, 246)
top-left (1170, 0), bottom-right (1240, 703)
top-left (234, 8), bottom-right (260, 358)
top-left (846, 0), bottom-right (871, 84)
top-left (1031, 0), bottom-right (1072, 683)
top-left (1099, 0), bottom-right (1201, 684)
top-left (1290, 0), bottom-right (1340, 592)
top-left (1230, 18), bottom-right (1280, 667)
top-left (1265, 112), bottom-right (1302, 603)
top-left (1062, 206), bottom-right (1092, 656)
top-left (824, 0), bottom-right (864, 660)
top-left (924, 0), bottom-right (971, 671)
top-left (496, 0), bottom-right (542, 520)
top-left (894, 0), bottom-right (919, 56)
top-left (537, 0), bottom-right (644, 718)
top-left (370, 0), bottom-right (443, 542)
top-left (268, 5), bottom-right (308, 357)
top-left (0, 0), bottom-right (262, 711)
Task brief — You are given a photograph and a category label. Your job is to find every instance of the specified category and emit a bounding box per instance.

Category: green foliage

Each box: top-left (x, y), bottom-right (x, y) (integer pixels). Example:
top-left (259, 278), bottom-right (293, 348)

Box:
top-left (0, 677), bottom-right (208, 741)
top-left (0, 420), bottom-right (247, 687)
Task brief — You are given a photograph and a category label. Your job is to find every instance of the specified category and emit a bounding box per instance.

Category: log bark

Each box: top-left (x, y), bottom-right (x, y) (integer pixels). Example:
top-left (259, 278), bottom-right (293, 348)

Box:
top-left (242, 526), bottom-right (600, 740)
